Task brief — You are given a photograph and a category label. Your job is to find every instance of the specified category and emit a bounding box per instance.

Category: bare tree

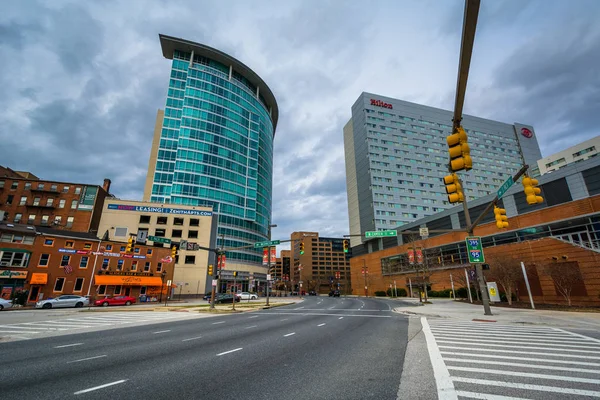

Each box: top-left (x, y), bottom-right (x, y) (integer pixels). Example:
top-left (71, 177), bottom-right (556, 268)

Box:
top-left (404, 234), bottom-right (442, 302)
top-left (543, 262), bottom-right (582, 307)
top-left (486, 255), bottom-right (522, 305)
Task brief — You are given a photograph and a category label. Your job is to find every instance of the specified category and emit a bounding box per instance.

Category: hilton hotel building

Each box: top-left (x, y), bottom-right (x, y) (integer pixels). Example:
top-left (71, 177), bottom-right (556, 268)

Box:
top-left (344, 92), bottom-right (542, 248)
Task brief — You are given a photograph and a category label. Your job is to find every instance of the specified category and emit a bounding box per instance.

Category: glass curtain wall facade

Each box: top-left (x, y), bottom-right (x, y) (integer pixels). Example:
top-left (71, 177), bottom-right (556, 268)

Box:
top-left (150, 35), bottom-right (278, 266)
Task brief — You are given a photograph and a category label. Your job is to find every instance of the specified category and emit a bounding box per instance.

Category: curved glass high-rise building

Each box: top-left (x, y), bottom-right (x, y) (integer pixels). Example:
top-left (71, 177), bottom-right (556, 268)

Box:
top-left (144, 34), bottom-right (278, 269)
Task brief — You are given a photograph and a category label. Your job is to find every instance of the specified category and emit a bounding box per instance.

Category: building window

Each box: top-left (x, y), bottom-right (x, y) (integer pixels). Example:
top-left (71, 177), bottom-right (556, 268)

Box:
top-left (41, 215), bottom-right (49, 225)
top-left (102, 258), bottom-right (109, 270)
top-left (32, 197), bottom-right (40, 206)
top-left (83, 242), bottom-right (92, 250)
top-left (188, 230), bottom-right (198, 239)
top-left (154, 228), bottom-right (166, 237)
top-left (28, 214), bottom-right (35, 224)
top-left (114, 285), bottom-right (122, 295)
top-left (131, 260), bottom-right (138, 271)
top-left (0, 251), bottom-right (29, 267)
top-left (144, 262), bottom-right (151, 272)
top-left (71, 200), bottom-right (78, 209)
top-left (189, 218), bottom-right (199, 227)
top-left (13, 213), bottom-right (22, 223)
top-left (119, 246), bottom-right (126, 252)
top-left (98, 285), bottom-right (106, 295)
top-left (74, 278), bottom-right (84, 292)
top-left (66, 216), bottom-right (74, 228)
top-left (80, 256), bottom-right (88, 268)
top-left (157, 216), bottom-right (168, 225)
top-left (46, 198), bottom-right (54, 207)
top-left (6, 195), bottom-right (14, 205)
top-left (174, 217), bottom-right (184, 226)
top-left (117, 260), bottom-right (124, 271)
top-left (11, 181), bottom-right (18, 190)
top-left (0, 180), bottom-right (4, 188)
top-left (62, 186), bottom-right (70, 193)
top-left (24, 182), bottom-right (31, 190)
top-left (114, 227), bottom-right (127, 237)
top-left (65, 241), bottom-right (74, 248)
top-left (139, 215), bottom-right (151, 224)
top-left (54, 216), bottom-right (62, 226)
top-left (50, 184), bottom-right (57, 191)
top-left (61, 255), bottom-right (70, 267)
top-left (157, 262), bottom-right (162, 272)
top-left (106, 244), bottom-right (112, 251)
top-left (19, 196), bottom-right (27, 206)
top-left (39, 253), bottom-right (50, 267)
top-left (75, 187), bottom-right (81, 195)
top-left (54, 278), bottom-right (65, 292)
top-left (57, 199), bottom-right (66, 208)
top-left (172, 229), bottom-right (182, 238)
top-left (185, 255), bottom-right (195, 264)
top-left (147, 249), bottom-right (153, 255)
top-left (134, 247), bottom-right (140, 254)
top-left (44, 238), bottom-right (54, 246)
top-left (38, 183), bottom-right (45, 190)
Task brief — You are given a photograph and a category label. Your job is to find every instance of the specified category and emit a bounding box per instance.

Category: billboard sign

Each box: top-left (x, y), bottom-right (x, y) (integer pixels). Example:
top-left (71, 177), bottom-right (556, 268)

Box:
top-left (78, 186), bottom-right (98, 211)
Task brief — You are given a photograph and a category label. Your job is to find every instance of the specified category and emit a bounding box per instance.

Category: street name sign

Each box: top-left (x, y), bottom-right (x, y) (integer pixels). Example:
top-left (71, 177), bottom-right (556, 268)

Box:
top-left (496, 176), bottom-right (514, 199)
top-left (365, 230), bottom-right (397, 238)
top-left (148, 236), bottom-right (171, 244)
top-left (254, 240), bottom-right (280, 248)
top-left (465, 236), bottom-right (485, 263)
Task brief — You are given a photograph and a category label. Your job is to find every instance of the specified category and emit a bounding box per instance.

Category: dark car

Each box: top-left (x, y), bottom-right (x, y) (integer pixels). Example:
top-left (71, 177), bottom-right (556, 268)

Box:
top-left (203, 293), bottom-right (213, 301)
top-left (308, 291), bottom-right (317, 296)
top-left (332, 290), bottom-right (340, 297)
top-left (211, 294), bottom-right (240, 304)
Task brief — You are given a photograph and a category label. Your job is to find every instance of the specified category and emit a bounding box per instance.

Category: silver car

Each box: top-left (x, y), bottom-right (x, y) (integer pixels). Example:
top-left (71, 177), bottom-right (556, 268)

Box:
top-left (0, 297), bottom-right (12, 310)
top-left (36, 295), bottom-right (89, 309)
top-left (236, 292), bottom-right (258, 300)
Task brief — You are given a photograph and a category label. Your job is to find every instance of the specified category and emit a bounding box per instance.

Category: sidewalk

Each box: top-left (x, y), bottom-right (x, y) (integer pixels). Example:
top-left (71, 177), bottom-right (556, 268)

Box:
top-left (394, 298), bottom-right (600, 329)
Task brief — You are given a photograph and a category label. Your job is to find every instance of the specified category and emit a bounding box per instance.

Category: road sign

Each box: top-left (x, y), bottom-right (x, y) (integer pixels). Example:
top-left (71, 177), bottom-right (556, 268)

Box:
top-left (267, 274), bottom-right (272, 281)
top-left (254, 240), bottom-right (280, 248)
top-left (365, 230), bottom-right (397, 238)
top-left (465, 236), bottom-right (485, 263)
top-left (148, 236), bottom-right (171, 244)
top-left (497, 176), bottom-right (514, 199)
top-left (212, 279), bottom-right (217, 287)
top-left (419, 227), bottom-right (429, 237)
top-left (166, 279), bottom-right (172, 286)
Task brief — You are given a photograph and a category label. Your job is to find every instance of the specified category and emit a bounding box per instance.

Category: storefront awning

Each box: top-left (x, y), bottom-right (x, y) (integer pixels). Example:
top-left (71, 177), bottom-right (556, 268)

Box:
top-left (30, 273), bottom-right (48, 285)
top-left (94, 275), bottom-right (164, 286)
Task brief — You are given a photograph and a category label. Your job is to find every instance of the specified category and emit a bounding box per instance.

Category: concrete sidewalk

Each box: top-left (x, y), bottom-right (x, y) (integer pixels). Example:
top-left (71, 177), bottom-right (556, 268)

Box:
top-left (394, 298), bottom-right (600, 329)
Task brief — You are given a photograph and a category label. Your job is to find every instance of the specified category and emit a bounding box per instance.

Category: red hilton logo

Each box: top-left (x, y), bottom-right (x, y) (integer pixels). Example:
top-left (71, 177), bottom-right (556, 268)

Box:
top-left (521, 127), bottom-right (534, 138)
top-left (370, 99), bottom-right (393, 109)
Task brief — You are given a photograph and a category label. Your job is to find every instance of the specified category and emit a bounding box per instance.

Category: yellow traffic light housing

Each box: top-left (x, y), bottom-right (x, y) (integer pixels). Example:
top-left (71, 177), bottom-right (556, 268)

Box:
top-left (522, 176), bottom-right (543, 205)
top-left (343, 240), bottom-right (349, 253)
top-left (443, 173), bottom-right (464, 203)
top-left (494, 206), bottom-right (509, 229)
top-left (299, 242), bottom-right (305, 255)
top-left (446, 127), bottom-right (472, 172)
top-left (126, 236), bottom-right (133, 253)
top-left (208, 265), bottom-right (213, 276)
top-left (171, 245), bottom-right (177, 259)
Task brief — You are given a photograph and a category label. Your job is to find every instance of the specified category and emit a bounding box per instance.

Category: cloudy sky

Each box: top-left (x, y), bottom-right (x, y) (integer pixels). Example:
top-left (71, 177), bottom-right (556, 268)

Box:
top-left (1, 0), bottom-right (599, 246)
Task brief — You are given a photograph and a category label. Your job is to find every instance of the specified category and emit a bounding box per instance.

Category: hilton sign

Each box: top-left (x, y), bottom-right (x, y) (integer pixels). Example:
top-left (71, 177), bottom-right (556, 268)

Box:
top-left (370, 99), bottom-right (393, 109)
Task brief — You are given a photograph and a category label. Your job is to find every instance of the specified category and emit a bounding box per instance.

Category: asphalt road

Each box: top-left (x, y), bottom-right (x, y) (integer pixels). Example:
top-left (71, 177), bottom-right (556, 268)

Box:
top-left (0, 296), bottom-right (410, 400)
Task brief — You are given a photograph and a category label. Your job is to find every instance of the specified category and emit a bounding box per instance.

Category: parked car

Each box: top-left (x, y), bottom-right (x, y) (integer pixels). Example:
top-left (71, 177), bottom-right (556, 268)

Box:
top-left (211, 294), bottom-right (240, 304)
top-left (36, 295), bottom-right (89, 309)
top-left (94, 296), bottom-right (136, 307)
top-left (203, 293), bottom-right (213, 301)
top-left (236, 292), bottom-right (258, 300)
top-left (329, 290), bottom-right (341, 297)
top-left (0, 297), bottom-right (12, 310)
top-left (308, 291), bottom-right (317, 296)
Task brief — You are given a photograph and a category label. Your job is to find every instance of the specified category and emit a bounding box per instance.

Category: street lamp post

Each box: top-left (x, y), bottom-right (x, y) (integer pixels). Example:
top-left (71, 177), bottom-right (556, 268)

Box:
top-left (266, 223), bottom-right (277, 307)
top-left (160, 270), bottom-right (167, 305)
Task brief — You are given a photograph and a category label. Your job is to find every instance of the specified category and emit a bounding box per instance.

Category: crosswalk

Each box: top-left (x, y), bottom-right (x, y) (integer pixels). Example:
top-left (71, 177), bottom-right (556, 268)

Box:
top-left (0, 312), bottom-right (200, 340)
top-left (424, 318), bottom-right (600, 400)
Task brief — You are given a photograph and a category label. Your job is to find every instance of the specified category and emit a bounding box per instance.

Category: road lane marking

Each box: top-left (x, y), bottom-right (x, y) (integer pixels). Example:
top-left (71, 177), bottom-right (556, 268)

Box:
top-left (0, 330), bottom-right (40, 334)
top-left (261, 312), bottom-right (392, 318)
top-left (245, 325), bottom-right (258, 329)
top-left (153, 330), bottom-right (171, 334)
top-left (217, 348), bottom-right (243, 356)
top-left (67, 355), bottom-right (107, 364)
top-left (447, 365), bottom-right (600, 384)
top-left (455, 391), bottom-right (529, 400)
top-left (436, 339), bottom-right (600, 354)
top-left (555, 327), bottom-right (600, 344)
top-left (328, 306), bottom-right (335, 310)
top-left (212, 321), bottom-right (225, 325)
top-left (280, 319), bottom-right (288, 321)
top-left (438, 345), bottom-right (600, 360)
top-left (293, 307), bottom-right (304, 310)
top-left (248, 316), bottom-right (259, 319)
top-left (338, 317), bottom-right (344, 320)
top-left (54, 343), bottom-right (84, 348)
top-left (74, 380), bottom-right (128, 395)
top-left (422, 317), bottom-right (457, 399)
top-left (284, 332), bottom-right (296, 337)
top-left (440, 351), bottom-right (600, 367)
top-left (451, 377), bottom-right (600, 397)
top-left (434, 335), bottom-right (600, 349)
top-left (430, 329), bottom-right (587, 341)
top-left (182, 336), bottom-right (203, 342)
top-left (317, 323), bottom-right (326, 327)
top-left (443, 358), bottom-right (600, 375)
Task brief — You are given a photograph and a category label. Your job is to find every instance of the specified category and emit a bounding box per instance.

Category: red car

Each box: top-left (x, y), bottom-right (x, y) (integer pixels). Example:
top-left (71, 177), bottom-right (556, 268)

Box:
top-left (94, 296), bottom-right (136, 307)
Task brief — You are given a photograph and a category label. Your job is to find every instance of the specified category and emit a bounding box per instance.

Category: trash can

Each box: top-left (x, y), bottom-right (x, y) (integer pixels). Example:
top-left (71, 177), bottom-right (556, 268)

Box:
top-left (140, 294), bottom-right (147, 303)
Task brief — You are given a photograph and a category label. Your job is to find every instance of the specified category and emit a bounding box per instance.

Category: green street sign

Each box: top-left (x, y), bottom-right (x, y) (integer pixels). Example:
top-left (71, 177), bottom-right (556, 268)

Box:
top-left (496, 176), bottom-right (514, 199)
top-left (148, 235), bottom-right (171, 244)
top-left (465, 236), bottom-right (485, 264)
top-left (253, 240), bottom-right (280, 248)
top-left (365, 230), bottom-right (397, 238)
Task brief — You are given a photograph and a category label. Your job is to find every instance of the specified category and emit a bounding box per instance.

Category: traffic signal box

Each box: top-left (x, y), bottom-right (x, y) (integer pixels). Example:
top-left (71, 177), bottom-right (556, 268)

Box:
top-left (208, 265), bottom-right (213, 276)
top-left (494, 206), bottom-right (508, 229)
top-left (522, 176), bottom-right (543, 205)
top-left (125, 236), bottom-right (136, 253)
top-left (443, 173), bottom-right (464, 203)
top-left (446, 127), bottom-right (472, 172)
top-left (299, 242), bottom-right (305, 255)
top-left (343, 240), bottom-right (349, 253)
top-left (171, 245), bottom-right (177, 259)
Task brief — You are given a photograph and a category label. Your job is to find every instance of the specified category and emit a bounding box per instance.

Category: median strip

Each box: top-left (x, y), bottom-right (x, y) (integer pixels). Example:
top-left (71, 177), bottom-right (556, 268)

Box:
top-left (74, 379), bottom-right (127, 395)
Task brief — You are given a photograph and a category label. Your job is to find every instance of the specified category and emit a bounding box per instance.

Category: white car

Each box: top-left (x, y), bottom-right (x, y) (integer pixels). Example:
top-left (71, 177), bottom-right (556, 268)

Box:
top-left (0, 298), bottom-right (12, 310)
top-left (236, 292), bottom-right (258, 300)
top-left (35, 295), bottom-right (89, 309)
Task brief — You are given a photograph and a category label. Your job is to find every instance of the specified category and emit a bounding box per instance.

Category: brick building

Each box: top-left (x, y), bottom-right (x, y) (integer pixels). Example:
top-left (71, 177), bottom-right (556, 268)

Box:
top-left (0, 221), bottom-right (174, 303)
top-left (0, 165), bottom-right (111, 234)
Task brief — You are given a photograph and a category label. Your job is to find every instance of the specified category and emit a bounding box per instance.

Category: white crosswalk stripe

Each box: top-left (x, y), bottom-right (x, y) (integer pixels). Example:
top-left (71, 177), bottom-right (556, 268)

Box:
top-left (0, 312), bottom-right (200, 339)
top-left (425, 318), bottom-right (600, 400)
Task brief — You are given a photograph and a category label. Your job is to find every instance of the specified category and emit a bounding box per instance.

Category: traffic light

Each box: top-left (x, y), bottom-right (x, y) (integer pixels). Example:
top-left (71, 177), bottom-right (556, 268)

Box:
top-left (299, 242), bottom-right (305, 255)
top-left (233, 271), bottom-right (238, 278)
top-left (446, 126), bottom-right (472, 171)
top-left (208, 265), bottom-right (213, 276)
top-left (494, 206), bottom-right (508, 229)
top-left (171, 245), bottom-right (177, 259)
top-left (126, 236), bottom-right (134, 252)
top-left (343, 240), bottom-right (349, 253)
top-left (522, 176), bottom-right (543, 205)
top-left (443, 173), bottom-right (464, 203)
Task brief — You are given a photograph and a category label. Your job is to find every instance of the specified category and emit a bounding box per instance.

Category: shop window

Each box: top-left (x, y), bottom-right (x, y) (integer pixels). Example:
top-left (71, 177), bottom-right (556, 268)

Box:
top-left (144, 262), bottom-right (151, 271)
top-left (98, 285), bottom-right (106, 295)
top-left (189, 218), bottom-right (199, 227)
top-left (157, 216), bottom-right (168, 225)
top-left (0, 251), bottom-right (29, 267)
top-left (140, 286), bottom-right (147, 295)
top-left (39, 253), bottom-right (50, 267)
top-left (54, 278), bottom-right (65, 292)
top-left (185, 255), bottom-right (195, 264)
top-left (60, 255), bottom-right (70, 266)
top-left (114, 285), bottom-right (122, 295)
top-left (80, 256), bottom-right (88, 268)
top-left (174, 218), bottom-right (184, 226)
top-left (65, 241), bottom-right (74, 248)
top-left (139, 215), bottom-right (151, 224)
top-left (74, 278), bottom-right (84, 292)
top-left (188, 230), bottom-right (198, 239)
